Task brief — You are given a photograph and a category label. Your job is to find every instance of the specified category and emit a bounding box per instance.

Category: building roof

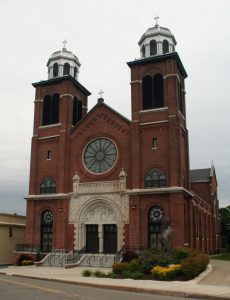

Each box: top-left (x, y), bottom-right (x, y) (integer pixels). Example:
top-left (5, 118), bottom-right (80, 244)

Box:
top-left (127, 52), bottom-right (188, 78)
top-left (190, 168), bottom-right (211, 182)
top-left (32, 75), bottom-right (91, 96)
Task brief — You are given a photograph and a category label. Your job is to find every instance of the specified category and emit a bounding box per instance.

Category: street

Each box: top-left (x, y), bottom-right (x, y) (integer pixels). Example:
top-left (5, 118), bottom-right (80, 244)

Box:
top-left (0, 274), bottom-right (199, 300)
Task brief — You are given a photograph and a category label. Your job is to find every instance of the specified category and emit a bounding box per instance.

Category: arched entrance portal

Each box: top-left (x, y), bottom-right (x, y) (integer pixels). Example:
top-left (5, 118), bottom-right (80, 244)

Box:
top-left (78, 200), bottom-right (119, 254)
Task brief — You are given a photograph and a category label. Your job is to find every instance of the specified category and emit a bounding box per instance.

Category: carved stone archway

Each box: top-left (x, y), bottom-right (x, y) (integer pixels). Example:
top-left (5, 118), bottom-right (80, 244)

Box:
top-left (74, 198), bottom-right (123, 253)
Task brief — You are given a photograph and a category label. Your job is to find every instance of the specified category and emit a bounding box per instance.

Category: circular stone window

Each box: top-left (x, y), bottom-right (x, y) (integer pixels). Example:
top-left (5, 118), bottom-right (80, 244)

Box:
top-left (83, 138), bottom-right (117, 174)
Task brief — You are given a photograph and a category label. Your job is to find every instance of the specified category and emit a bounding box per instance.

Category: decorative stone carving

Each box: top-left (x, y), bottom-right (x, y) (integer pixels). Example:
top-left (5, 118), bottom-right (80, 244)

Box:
top-left (73, 172), bottom-right (80, 196)
top-left (84, 204), bottom-right (117, 223)
top-left (119, 168), bottom-right (127, 192)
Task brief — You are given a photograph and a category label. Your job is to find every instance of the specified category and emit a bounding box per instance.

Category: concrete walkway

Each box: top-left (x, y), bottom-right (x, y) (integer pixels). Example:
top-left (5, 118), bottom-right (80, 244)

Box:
top-left (0, 260), bottom-right (230, 299)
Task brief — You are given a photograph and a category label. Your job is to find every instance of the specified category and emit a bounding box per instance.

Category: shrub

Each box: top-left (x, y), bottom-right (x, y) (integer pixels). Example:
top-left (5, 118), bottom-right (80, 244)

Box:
top-left (108, 272), bottom-right (117, 278)
top-left (93, 270), bottom-right (105, 277)
top-left (112, 262), bottom-right (129, 274)
top-left (151, 264), bottom-right (182, 280)
top-left (138, 249), bottom-right (172, 273)
top-left (128, 259), bottom-right (141, 271)
top-left (130, 272), bottom-right (144, 280)
top-left (122, 251), bottom-right (139, 262)
top-left (21, 260), bottom-right (34, 266)
top-left (173, 247), bottom-right (197, 263)
top-left (181, 254), bottom-right (209, 280)
top-left (122, 269), bottom-right (132, 278)
top-left (82, 270), bottom-right (92, 277)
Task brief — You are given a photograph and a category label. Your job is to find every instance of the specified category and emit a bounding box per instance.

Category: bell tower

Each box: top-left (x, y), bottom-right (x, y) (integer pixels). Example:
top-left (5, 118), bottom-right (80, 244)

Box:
top-left (29, 43), bottom-right (91, 195)
top-left (127, 20), bottom-right (190, 250)
top-left (127, 20), bottom-right (189, 190)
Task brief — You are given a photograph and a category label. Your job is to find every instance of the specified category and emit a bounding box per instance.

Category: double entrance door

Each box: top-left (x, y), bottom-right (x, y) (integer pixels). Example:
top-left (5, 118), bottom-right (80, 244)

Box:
top-left (86, 224), bottom-right (117, 254)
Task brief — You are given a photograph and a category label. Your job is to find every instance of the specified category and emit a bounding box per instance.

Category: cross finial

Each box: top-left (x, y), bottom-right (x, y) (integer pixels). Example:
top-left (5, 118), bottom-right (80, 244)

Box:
top-left (62, 39), bottom-right (67, 48)
top-left (154, 15), bottom-right (159, 26)
top-left (98, 89), bottom-right (104, 98)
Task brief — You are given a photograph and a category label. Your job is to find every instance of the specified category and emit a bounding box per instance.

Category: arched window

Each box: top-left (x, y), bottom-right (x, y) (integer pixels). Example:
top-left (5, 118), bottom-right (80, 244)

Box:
top-left (42, 95), bottom-right (52, 126)
top-left (144, 169), bottom-right (166, 188)
top-left (42, 94), bottom-right (60, 126)
top-left (40, 177), bottom-right (56, 194)
top-left (72, 97), bottom-right (82, 126)
top-left (153, 73), bottom-right (164, 108)
top-left (63, 63), bottom-right (70, 75)
top-left (178, 81), bottom-right (185, 115)
top-left (148, 206), bottom-right (164, 249)
top-left (142, 45), bottom-right (145, 58)
top-left (142, 74), bottom-right (164, 110)
top-left (150, 40), bottom-right (157, 55)
top-left (142, 76), bottom-right (153, 109)
top-left (41, 210), bottom-right (53, 252)
top-left (53, 63), bottom-right (59, 77)
top-left (74, 67), bottom-right (78, 79)
top-left (163, 40), bottom-right (169, 54)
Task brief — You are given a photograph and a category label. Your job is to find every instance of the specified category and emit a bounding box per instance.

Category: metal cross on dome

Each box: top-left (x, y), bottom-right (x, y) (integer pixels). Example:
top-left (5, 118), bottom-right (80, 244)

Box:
top-left (98, 89), bottom-right (104, 98)
top-left (62, 39), bottom-right (67, 48)
top-left (154, 15), bottom-right (159, 26)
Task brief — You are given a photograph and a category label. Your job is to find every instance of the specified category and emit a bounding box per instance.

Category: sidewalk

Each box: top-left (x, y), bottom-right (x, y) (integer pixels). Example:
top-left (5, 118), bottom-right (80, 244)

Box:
top-left (0, 263), bottom-right (230, 299)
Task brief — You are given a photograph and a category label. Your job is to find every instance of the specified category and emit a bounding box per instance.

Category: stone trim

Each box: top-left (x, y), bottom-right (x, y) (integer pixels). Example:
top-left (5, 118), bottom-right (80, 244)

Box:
top-left (139, 107), bottom-right (168, 114)
top-left (130, 80), bottom-right (142, 84)
top-left (163, 73), bottom-right (180, 81)
top-left (60, 94), bottom-right (74, 99)
top-left (139, 120), bottom-right (168, 126)
top-left (38, 135), bottom-right (60, 140)
top-left (25, 193), bottom-right (70, 200)
top-left (39, 123), bottom-right (61, 129)
top-left (127, 186), bottom-right (193, 197)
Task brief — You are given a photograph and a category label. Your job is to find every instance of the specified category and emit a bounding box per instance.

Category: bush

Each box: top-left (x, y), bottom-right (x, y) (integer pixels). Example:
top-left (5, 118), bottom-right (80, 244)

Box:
top-left (130, 272), bottom-right (144, 280)
top-left (173, 247), bottom-right (197, 263)
top-left (122, 251), bottom-right (139, 262)
top-left (151, 264), bottom-right (182, 280)
top-left (181, 254), bottom-right (209, 280)
top-left (128, 259), bottom-right (141, 271)
top-left (112, 262), bottom-right (129, 274)
top-left (122, 269), bottom-right (132, 278)
top-left (82, 270), bottom-right (92, 277)
top-left (93, 270), bottom-right (105, 277)
top-left (138, 249), bottom-right (172, 273)
top-left (108, 272), bottom-right (117, 278)
top-left (21, 260), bottom-right (34, 266)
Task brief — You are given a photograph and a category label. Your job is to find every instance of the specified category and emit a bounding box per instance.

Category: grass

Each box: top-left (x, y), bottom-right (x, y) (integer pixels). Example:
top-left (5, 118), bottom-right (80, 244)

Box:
top-left (210, 253), bottom-right (230, 261)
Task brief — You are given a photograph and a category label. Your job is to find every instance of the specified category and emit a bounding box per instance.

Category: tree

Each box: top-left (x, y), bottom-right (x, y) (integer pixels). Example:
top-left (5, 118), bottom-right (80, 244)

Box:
top-left (219, 206), bottom-right (230, 251)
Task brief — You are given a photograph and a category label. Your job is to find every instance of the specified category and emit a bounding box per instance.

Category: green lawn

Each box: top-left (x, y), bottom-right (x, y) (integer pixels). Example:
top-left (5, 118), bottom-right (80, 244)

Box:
top-left (210, 253), bottom-right (230, 261)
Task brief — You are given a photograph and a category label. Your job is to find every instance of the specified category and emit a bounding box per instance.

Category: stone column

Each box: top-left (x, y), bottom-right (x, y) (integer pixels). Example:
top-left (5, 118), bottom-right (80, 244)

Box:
top-left (98, 224), bottom-right (103, 253)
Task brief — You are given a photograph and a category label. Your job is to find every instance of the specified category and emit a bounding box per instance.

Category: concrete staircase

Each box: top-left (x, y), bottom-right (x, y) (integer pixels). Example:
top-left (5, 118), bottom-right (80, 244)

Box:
top-left (38, 251), bottom-right (121, 268)
top-left (78, 254), bottom-right (118, 268)
top-left (41, 253), bottom-right (68, 267)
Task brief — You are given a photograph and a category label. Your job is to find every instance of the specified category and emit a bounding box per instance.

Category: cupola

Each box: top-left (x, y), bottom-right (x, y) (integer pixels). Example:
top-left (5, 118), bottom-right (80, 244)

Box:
top-left (139, 17), bottom-right (177, 58)
top-left (47, 41), bottom-right (81, 80)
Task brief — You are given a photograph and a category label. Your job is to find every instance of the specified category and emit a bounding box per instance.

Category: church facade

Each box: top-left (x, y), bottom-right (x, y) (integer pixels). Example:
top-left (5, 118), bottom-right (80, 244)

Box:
top-left (24, 23), bottom-right (220, 256)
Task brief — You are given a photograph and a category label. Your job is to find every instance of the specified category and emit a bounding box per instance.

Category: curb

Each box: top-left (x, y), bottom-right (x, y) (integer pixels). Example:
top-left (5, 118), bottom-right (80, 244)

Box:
top-left (0, 273), bottom-right (229, 300)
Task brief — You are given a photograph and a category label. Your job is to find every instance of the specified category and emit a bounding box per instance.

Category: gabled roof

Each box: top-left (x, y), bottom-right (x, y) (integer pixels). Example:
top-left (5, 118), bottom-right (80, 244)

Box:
top-left (70, 99), bottom-right (130, 134)
top-left (190, 168), bottom-right (211, 182)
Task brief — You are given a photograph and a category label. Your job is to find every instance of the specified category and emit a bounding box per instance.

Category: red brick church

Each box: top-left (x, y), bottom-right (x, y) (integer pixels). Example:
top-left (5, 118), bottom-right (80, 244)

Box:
top-left (23, 21), bottom-right (220, 258)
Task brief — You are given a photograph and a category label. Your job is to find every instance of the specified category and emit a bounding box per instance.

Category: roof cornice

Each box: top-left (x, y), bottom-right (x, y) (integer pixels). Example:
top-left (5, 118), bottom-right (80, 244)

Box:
top-left (127, 52), bottom-right (187, 78)
top-left (32, 75), bottom-right (91, 96)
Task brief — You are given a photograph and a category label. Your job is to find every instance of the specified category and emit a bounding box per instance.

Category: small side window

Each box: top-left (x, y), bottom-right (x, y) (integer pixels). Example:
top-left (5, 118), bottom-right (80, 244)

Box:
top-left (152, 138), bottom-right (157, 148)
top-left (9, 226), bottom-right (13, 237)
top-left (47, 150), bottom-right (51, 160)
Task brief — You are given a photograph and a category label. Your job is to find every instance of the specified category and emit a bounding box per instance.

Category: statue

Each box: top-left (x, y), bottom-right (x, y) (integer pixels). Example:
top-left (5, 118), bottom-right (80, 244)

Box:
top-left (119, 168), bottom-right (127, 192)
top-left (73, 171), bottom-right (80, 196)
